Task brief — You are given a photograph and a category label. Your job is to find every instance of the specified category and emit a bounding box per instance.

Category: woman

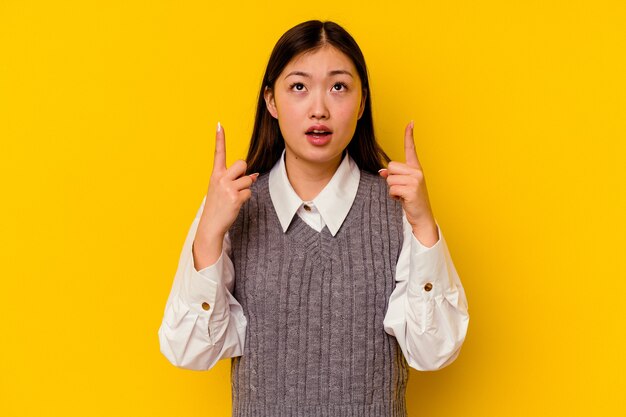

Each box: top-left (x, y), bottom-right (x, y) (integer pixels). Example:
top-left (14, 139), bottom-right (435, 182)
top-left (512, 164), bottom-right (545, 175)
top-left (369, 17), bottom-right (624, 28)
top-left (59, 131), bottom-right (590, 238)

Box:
top-left (158, 20), bottom-right (469, 417)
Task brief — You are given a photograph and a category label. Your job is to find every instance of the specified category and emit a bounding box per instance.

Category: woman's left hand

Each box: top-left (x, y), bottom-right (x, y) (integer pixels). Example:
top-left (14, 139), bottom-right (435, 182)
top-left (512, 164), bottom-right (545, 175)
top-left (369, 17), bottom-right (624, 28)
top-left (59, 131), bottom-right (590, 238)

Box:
top-left (379, 121), bottom-right (439, 247)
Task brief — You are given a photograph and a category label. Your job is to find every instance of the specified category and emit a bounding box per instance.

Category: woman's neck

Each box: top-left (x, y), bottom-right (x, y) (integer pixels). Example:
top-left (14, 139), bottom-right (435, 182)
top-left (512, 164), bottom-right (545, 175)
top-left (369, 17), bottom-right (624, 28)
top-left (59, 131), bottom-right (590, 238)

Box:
top-left (284, 151), bottom-right (343, 201)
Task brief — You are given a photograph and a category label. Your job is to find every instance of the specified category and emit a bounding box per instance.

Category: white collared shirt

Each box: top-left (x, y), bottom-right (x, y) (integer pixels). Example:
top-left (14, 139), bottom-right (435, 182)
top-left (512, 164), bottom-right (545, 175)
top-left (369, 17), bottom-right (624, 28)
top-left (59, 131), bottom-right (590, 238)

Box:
top-left (158, 150), bottom-right (469, 372)
top-left (269, 149), bottom-right (360, 236)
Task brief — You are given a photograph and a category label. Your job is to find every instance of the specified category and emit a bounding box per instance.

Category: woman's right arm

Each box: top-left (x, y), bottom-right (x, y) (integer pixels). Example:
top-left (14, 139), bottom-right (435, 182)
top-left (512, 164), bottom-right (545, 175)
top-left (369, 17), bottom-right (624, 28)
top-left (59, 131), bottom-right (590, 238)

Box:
top-left (158, 123), bottom-right (257, 371)
top-left (158, 196), bottom-right (246, 371)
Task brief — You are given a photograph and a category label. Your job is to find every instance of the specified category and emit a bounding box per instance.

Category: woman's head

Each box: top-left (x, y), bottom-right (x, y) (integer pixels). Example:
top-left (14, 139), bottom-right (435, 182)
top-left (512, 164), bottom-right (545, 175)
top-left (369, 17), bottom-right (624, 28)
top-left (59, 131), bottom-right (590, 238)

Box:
top-left (246, 20), bottom-right (390, 175)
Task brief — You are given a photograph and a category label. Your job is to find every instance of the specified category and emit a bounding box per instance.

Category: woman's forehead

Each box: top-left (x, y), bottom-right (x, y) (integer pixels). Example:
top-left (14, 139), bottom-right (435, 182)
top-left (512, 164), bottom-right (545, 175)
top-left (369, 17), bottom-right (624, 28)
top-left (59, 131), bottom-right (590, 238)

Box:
top-left (282, 45), bottom-right (357, 78)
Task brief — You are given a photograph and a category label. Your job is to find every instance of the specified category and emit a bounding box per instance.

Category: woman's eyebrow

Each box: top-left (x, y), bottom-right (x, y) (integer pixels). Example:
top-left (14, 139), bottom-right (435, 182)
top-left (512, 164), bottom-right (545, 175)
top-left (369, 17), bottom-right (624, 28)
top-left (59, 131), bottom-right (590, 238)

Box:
top-left (284, 70), bottom-right (354, 79)
top-left (329, 70), bottom-right (353, 77)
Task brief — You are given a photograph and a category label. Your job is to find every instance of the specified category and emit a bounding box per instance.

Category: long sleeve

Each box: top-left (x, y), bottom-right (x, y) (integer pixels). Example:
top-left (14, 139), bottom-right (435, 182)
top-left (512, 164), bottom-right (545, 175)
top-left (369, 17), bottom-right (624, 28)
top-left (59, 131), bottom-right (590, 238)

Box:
top-left (157, 195), bottom-right (247, 371)
top-left (383, 213), bottom-right (470, 371)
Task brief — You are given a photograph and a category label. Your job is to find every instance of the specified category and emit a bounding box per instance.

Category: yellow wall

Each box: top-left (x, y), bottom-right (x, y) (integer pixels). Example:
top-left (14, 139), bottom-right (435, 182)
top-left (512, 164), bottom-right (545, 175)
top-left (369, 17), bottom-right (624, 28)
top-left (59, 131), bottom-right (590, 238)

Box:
top-left (1, 1), bottom-right (624, 416)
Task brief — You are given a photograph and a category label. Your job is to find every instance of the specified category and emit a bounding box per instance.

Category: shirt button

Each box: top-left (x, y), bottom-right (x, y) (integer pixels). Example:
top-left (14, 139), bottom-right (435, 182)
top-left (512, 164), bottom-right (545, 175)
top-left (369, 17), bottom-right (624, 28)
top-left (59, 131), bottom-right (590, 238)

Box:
top-left (424, 282), bottom-right (433, 292)
top-left (303, 204), bottom-right (311, 211)
top-left (201, 302), bottom-right (211, 311)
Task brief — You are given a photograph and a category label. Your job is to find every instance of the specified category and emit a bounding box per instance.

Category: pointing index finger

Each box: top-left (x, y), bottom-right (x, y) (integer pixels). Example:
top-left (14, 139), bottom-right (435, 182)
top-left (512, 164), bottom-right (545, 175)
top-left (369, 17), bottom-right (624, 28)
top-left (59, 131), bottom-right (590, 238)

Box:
top-left (404, 120), bottom-right (421, 169)
top-left (213, 121), bottom-right (227, 174)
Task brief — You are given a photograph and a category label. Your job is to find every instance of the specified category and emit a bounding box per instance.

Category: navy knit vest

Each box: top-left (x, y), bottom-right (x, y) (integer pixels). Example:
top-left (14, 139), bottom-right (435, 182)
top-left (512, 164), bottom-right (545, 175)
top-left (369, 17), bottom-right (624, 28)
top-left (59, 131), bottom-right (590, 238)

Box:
top-left (228, 170), bottom-right (409, 417)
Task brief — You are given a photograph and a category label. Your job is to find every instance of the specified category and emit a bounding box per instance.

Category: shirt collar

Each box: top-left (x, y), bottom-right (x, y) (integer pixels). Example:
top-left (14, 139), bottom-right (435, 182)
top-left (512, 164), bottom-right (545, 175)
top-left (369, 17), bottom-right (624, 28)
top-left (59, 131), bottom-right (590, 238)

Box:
top-left (268, 149), bottom-right (361, 236)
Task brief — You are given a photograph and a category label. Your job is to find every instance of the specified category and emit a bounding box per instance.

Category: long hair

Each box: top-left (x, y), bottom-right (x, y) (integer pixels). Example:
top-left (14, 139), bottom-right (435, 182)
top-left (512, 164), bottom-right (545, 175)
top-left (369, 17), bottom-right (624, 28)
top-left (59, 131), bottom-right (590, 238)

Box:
top-left (245, 20), bottom-right (390, 175)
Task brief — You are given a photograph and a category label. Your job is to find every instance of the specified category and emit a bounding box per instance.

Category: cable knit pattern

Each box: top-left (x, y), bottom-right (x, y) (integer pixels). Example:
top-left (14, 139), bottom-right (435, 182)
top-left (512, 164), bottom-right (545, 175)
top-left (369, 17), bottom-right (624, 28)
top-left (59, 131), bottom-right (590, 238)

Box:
top-left (228, 170), bottom-right (409, 417)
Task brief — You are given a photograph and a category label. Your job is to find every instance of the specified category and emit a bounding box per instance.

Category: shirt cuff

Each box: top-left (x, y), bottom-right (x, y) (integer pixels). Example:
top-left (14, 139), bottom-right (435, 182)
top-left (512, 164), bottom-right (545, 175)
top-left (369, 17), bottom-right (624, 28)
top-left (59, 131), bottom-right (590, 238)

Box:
top-left (179, 245), bottom-right (227, 319)
top-left (407, 224), bottom-right (451, 301)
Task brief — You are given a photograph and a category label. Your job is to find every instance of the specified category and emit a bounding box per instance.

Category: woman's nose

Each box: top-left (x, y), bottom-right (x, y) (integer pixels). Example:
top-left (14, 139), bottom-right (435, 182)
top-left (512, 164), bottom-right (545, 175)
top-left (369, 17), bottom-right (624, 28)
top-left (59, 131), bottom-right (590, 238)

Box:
top-left (308, 91), bottom-right (329, 119)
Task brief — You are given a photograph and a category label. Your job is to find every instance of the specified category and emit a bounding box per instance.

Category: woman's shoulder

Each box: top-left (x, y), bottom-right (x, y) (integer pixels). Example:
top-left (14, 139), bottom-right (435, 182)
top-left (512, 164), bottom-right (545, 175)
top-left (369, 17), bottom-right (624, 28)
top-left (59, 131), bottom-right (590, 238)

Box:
top-left (358, 168), bottom-right (403, 210)
top-left (358, 168), bottom-right (388, 189)
top-left (249, 171), bottom-right (271, 195)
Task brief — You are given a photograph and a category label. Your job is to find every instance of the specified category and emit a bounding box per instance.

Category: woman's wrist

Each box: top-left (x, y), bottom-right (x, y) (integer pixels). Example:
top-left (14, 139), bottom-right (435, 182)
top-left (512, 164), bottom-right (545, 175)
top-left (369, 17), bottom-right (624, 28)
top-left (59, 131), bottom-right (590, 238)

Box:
top-left (192, 230), bottom-right (225, 270)
top-left (410, 218), bottom-right (439, 248)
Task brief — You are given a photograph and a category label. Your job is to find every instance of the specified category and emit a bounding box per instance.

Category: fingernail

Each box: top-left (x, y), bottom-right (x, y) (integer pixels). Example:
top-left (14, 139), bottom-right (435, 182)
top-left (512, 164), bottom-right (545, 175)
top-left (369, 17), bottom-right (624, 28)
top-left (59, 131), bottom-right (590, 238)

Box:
top-left (249, 172), bottom-right (260, 178)
top-left (217, 121), bottom-right (221, 132)
top-left (378, 168), bottom-right (387, 173)
top-left (410, 120), bottom-right (414, 129)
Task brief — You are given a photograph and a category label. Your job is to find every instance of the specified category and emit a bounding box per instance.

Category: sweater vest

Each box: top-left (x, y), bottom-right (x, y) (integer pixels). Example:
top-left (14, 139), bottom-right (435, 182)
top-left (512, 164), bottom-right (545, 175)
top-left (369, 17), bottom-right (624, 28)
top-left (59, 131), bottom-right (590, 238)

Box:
top-left (227, 170), bottom-right (409, 417)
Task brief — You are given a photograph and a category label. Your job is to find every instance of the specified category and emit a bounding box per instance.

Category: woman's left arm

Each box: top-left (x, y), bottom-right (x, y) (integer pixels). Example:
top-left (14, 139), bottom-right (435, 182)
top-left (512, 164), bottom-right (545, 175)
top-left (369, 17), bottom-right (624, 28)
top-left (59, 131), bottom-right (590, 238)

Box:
top-left (383, 215), bottom-right (469, 371)
top-left (380, 121), bottom-right (469, 371)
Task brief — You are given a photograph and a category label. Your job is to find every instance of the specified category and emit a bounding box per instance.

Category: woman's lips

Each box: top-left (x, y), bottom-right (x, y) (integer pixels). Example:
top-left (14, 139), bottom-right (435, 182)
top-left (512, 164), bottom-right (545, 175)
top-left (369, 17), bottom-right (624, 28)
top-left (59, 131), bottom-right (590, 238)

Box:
top-left (305, 132), bottom-right (333, 146)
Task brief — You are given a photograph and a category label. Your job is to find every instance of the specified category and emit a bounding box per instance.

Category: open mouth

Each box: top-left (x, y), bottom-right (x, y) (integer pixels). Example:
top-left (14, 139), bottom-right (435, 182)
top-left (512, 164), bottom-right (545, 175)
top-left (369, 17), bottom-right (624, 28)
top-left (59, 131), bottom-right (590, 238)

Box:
top-left (305, 129), bottom-right (332, 137)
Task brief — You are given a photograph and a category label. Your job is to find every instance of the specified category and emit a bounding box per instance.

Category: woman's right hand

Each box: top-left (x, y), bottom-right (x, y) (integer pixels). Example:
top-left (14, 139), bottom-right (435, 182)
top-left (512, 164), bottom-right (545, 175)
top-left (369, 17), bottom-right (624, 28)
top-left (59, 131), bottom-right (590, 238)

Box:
top-left (193, 122), bottom-right (259, 269)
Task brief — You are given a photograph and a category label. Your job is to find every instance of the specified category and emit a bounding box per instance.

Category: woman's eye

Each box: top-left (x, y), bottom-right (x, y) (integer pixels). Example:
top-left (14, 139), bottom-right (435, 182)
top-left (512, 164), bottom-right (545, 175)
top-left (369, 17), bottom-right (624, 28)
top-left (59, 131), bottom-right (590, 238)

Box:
top-left (333, 82), bottom-right (347, 91)
top-left (290, 83), bottom-right (305, 91)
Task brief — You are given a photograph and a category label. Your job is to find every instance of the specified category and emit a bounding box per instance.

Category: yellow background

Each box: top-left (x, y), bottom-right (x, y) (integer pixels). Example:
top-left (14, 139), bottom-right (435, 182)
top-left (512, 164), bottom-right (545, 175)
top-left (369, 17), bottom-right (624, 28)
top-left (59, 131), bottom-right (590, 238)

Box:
top-left (1, 1), bottom-right (625, 416)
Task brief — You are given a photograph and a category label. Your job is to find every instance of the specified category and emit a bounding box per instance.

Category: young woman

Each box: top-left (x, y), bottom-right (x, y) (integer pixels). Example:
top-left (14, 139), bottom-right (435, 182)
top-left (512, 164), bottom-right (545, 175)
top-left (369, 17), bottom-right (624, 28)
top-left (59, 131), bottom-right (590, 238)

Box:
top-left (159, 20), bottom-right (469, 417)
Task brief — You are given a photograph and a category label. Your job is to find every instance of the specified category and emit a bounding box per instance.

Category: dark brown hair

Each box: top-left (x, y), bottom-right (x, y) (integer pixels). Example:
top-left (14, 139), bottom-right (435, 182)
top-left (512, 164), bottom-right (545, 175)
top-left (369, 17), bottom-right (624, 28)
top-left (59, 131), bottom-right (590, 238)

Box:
top-left (245, 20), bottom-right (390, 175)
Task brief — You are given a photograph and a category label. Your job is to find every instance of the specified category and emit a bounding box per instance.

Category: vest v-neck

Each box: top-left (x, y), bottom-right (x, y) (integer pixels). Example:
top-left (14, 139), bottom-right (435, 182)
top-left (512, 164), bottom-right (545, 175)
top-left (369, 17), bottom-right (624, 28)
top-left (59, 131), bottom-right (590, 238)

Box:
top-left (285, 215), bottom-right (334, 259)
top-left (259, 171), bottom-right (374, 258)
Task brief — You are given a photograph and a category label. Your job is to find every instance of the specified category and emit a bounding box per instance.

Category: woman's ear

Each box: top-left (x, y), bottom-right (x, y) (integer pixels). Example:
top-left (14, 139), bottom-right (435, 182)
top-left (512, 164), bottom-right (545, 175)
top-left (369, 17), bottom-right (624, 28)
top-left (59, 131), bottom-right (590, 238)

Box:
top-left (357, 88), bottom-right (367, 120)
top-left (264, 86), bottom-right (278, 119)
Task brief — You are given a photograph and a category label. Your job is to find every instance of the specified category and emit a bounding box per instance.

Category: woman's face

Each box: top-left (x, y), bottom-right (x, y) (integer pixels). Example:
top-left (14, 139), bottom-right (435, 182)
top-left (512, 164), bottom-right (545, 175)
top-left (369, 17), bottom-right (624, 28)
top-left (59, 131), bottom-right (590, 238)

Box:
top-left (264, 44), bottom-right (366, 170)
